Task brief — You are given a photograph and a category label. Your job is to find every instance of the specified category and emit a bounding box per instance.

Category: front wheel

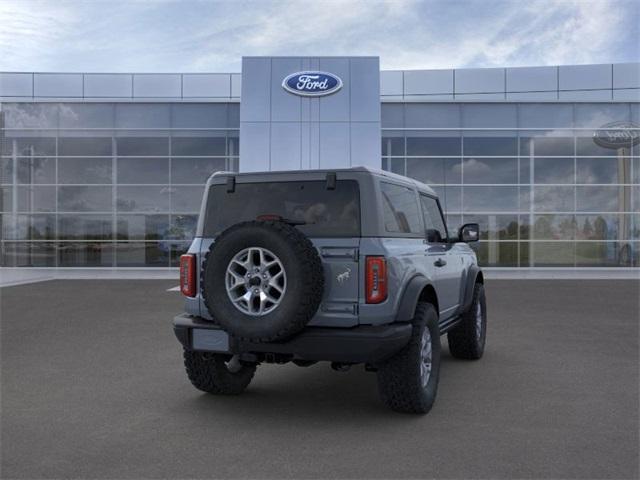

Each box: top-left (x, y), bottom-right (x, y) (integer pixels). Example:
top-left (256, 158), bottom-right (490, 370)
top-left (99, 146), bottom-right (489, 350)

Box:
top-left (376, 302), bottom-right (441, 414)
top-left (448, 282), bottom-right (487, 360)
top-left (183, 349), bottom-right (256, 395)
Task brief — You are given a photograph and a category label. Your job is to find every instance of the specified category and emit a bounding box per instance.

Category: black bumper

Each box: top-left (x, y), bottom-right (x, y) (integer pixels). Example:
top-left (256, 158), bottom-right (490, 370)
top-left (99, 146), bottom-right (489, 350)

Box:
top-left (173, 313), bottom-right (411, 364)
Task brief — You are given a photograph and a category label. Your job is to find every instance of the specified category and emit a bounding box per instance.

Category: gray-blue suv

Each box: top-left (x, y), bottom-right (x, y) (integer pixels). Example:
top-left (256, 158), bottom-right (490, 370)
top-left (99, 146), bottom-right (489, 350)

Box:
top-left (173, 167), bottom-right (486, 414)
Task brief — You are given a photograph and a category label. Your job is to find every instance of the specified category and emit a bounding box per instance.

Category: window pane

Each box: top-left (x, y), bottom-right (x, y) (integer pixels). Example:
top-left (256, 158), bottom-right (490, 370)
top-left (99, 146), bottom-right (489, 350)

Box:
top-left (470, 241), bottom-right (519, 267)
top-left (115, 242), bottom-right (169, 267)
top-left (431, 186), bottom-right (462, 212)
top-left (534, 158), bottom-right (574, 184)
top-left (533, 214), bottom-right (576, 240)
top-left (58, 158), bottom-right (112, 184)
top-left (575, 242), bottom-right (636, 267)
top-left (388, 158), bottom-right (405, 176)
top-left (576, 186), bottom-right (628, 212)
top-left (172, 104), bottom-right (229, 128)
top-left (117, 158), bottom-right (169, 184)
top-left (117, 214), bottom-right (169, 240)
top-left (576, 157), bottom-right (630, 184)
top-left (575, 214), bottom-right (634, 241)
top-left (58, 214), bottom-right (112, 240)
top-left (576, 136), bottom-right (622, 157)
top-left (58, 137), bottom-right (112, 156)
top-left (420, 195), bottom-right (447, 241)
top-left (0, 157), bottom-right (12, 183)
top-left (520, 136), bottom-right (574, 156)
top-left (405, 104), bottom-right (460, 128)
top-left (3, 104), bottom-right (59, 128)
top-left (1, 214), bottom-right (55, 240)
top-left (462, 105), bottom-right (517, 128)
top-left (518, 104), bottom-right (573, 128)
top-left (115, 104), bottom-right (170, 128)
top-left (463, 137), bottom-right (518, 156)
top-left (170, 214), bottom-right (198, 240)
top-left (116, 137), bottom-right (168, 156)
top-left (58, 243), bottom-right (114, 267)
top-left (1, 187), bottom-right (12, 211)
top-left (171, 186), bottom-right (203, 212)
top-left (533, 186), bottom-right (574, 212)
top-left (463, 214), bottom-right (518, 240)
top-left (171, 158), bottom-right (225, 184)
top-left (532, 242), bottom-right (575, 266)
top-left (463, 158), bottom-right (518, 184)
top-left (462, 186), bottom-right (519, 212)
top-left (117, 186), bottom-right (170, 212)
top-left (380, 182), bottom-right (422, 234)
top-left (574, 104), bottom-right (630, 128)
top-left (171, 136), bottom-right (226, 156)
top-left (58, 186), bottom-right (112, 212)
top-left (1, 242), bottom-right (57, 267)
top-left (16, 186), bottom-right (56, 212)
top-left (17, 157), bottom-right (55, 184)
top-left (406, 135), bottom-right (461, 156)
top-left (406, 158), bottom-right (462, 185)
top-left (381, 136), bottom-right (404, 156)
top-left (5, 137), bottom-right (56, 156)
top-left (59, 104), bottom-right (115, 128)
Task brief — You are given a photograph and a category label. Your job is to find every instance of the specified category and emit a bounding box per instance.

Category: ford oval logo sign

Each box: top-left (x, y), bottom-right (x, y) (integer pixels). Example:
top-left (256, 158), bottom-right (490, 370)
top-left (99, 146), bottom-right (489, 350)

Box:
top-left (593, 121), bottom-right (640, 149)
top-left (282, 71), bottom-right (342, 97)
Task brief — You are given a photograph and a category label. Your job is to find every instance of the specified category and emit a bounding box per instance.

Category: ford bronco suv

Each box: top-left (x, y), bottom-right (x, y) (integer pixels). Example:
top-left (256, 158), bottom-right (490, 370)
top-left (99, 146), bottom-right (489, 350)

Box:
top-left (173, 167), bottom-right (486, 414)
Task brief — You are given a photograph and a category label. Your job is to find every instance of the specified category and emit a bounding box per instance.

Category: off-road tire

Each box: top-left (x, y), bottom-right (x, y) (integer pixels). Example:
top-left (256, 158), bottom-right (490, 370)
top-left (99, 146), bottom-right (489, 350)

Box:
top-left (183, 349), bottom-right (256, 394)
top-left (377, 302), bottom-right (441, 414)
top-left (202, 221), bottom-right (324, 342)
top-left (448, 283), bottom-right (487, 360)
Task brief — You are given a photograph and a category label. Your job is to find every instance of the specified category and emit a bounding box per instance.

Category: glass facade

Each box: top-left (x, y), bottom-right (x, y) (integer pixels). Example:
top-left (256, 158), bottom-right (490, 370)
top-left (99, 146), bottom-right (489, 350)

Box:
top-left (0, 103), bottom-right (239, 267)
top-left (382, 103), bottom-right (640, 267)
top-left (0, 100), bottom-right (638, 268)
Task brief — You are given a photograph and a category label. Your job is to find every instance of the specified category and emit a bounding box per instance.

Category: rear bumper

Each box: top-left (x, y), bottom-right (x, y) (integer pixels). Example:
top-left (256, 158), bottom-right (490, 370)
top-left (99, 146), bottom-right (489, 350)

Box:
top-left (173, 313), bottom-right (411, 364)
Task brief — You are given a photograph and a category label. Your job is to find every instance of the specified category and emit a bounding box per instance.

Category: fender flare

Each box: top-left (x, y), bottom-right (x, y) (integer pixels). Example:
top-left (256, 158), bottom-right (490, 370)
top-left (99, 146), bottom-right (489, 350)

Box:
top-left (395, 275), bottom-right (432, 322)
top-left (459, 265), bottom-right (483, 315)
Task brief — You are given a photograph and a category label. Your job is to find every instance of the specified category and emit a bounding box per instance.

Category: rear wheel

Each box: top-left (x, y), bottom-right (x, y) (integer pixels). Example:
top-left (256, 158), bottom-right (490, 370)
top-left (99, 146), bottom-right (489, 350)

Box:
top-left (183, 349), bottom-right (256, 395)
top-left (376, 302), bottom-right (441, 414)
top-left (448, 283), bottom-right (486, 360)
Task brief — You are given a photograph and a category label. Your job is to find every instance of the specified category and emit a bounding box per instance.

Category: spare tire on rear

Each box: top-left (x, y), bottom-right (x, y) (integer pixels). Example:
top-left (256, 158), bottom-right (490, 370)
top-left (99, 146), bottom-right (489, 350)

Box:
top-left (202, 221), bottom-right (324, 342)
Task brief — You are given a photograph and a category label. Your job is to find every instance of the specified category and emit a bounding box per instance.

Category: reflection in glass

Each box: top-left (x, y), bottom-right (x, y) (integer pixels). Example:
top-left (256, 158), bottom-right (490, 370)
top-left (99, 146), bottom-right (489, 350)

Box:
top-left (58, 243), bottom-right (114, 267)
top-left (574, 214), bottom-right (628, 241)
top-left (170, 158), bottom-right (225, 184)
top-left (462, 186), bottom-right (519, 212)
top-left (117, 158), bottom-right (169, 184)
top-left (58, 215), bottom-right (112, 240)
top-left (534, 158), bottom-right (574, 184)
top-left (576, 186), bottom-right (628, 212)
top-left (531, 242), bottom-right (575, 266)
top-left (406, 135), bottom-right (461, 156)
top-left (381, 136), bottom-right (404, 156)
top-left (431, 186), bottom-right (462, 213)
top-left (116, 137), bottom-right (168, 156)
top-left (520, 136), bottom-right (574, 156)
top-left (406, 158), bottom-right (462, 185)
top-left (115, 243), bottom-right (169, 267)
top-left (58, 137), bottom-right (112, 156)
top-left (171, 186), bottom-right (204, 212)
top-left (17, 157), bottom-right (55, 184)
top-left (1, 242), bottom-right (57, 267)
top-left (575, 242), bottom-right (636, 267)
top-left (116, 215), bottom-right (169, 240)
top-left (171, 136), bottom-right (226, 156)
top-left (470, 242), bottom-right (518, 267)
top-left (533, 215), bottom-right (575, 240)
top-left (58, 186), bottom-right (112, 212)
top-left (533, 186), bottom-right (574, 212)
top-left (117, 186), bottom-right (170, 212)
top-left (576, 157), bottom-right (630, 184)
top-left (17, 186), bottom-right (56, 212)
top-left (59, 158), bottom-right (112, 184)
top-left (462, 158), bottom-right (517, 184)
top-left (463, 214), bottom-right (518, 240)
top-left (3, 137), bottom-right (56, 156)
top-left (463, 137), bottom-right (517, 156)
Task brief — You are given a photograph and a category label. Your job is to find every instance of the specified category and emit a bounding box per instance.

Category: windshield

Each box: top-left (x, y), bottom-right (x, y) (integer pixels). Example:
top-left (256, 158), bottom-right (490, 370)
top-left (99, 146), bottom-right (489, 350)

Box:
top-left (203, 180), bottom-right (360, 237)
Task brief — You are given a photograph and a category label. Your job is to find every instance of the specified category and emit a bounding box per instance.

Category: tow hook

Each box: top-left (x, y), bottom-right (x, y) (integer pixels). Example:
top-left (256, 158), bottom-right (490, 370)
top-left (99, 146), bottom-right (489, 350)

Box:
top-left (225, 355), bottom-right (243, 373)
top-left (331, 362), bottom-right (351, 372)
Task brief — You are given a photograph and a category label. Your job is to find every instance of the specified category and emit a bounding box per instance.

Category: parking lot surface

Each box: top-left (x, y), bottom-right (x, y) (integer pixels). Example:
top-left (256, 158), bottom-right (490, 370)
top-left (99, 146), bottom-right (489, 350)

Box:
top-left (1, 279), bottom-right (638, 479)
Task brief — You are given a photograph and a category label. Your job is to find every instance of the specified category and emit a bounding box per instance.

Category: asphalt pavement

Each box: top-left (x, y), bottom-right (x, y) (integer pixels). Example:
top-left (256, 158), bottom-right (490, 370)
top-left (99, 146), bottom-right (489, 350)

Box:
top-left (1, 279), bottom-right (638, 479)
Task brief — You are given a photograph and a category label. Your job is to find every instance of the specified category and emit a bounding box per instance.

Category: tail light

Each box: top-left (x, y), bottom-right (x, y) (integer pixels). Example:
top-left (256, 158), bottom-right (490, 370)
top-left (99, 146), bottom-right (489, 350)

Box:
top-left (180, 254), bottom-right (197, 297)
top-left (366, 256), bottom-right (387, 304)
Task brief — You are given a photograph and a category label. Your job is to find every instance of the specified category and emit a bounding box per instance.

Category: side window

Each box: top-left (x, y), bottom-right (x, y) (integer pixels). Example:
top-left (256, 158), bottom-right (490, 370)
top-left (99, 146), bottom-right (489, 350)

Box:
top-left (380, 182), bottom-right (423, 234)
top-left (420, 194), bottom-right (448, 243)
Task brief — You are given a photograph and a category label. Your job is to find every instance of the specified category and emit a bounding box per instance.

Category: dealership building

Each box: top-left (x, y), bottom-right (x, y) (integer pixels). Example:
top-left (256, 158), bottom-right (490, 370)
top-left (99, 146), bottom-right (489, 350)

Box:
top-left (0, 57), bottom-right (638, 271)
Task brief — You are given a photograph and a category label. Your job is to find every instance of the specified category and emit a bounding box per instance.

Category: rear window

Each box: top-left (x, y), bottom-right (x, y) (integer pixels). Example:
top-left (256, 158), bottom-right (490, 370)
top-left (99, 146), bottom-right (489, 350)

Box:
top-left (203, 180), bottom-right (360, 237)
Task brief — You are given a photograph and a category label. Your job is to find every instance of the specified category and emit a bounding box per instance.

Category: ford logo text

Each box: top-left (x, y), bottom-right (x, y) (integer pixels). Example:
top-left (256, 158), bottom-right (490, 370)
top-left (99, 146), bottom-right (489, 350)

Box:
top-left (282, 71), bottom-right (343, 97)
top-left (593, 121), bottom-right (640, 149)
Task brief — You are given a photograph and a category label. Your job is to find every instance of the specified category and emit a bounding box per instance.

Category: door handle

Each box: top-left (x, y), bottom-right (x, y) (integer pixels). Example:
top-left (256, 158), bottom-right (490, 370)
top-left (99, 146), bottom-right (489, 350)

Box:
top-left (434, 258), bottom-right (447, 267)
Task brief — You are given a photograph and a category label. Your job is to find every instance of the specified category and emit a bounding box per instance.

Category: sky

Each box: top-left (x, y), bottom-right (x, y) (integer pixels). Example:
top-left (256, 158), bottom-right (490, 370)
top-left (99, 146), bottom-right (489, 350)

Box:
top-left (0, 0), bottom-right (638, 73)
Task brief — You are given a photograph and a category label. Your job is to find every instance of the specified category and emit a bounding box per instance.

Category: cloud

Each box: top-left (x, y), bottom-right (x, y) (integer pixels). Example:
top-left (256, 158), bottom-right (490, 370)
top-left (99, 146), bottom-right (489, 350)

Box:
top-left (0, 0), bottom-right (637, 72)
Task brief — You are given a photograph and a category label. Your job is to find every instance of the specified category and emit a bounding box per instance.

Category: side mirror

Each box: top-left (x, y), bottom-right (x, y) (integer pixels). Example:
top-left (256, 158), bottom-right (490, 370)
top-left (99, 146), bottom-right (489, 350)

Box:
top-left (458, 223), bottom-right (480, 242)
